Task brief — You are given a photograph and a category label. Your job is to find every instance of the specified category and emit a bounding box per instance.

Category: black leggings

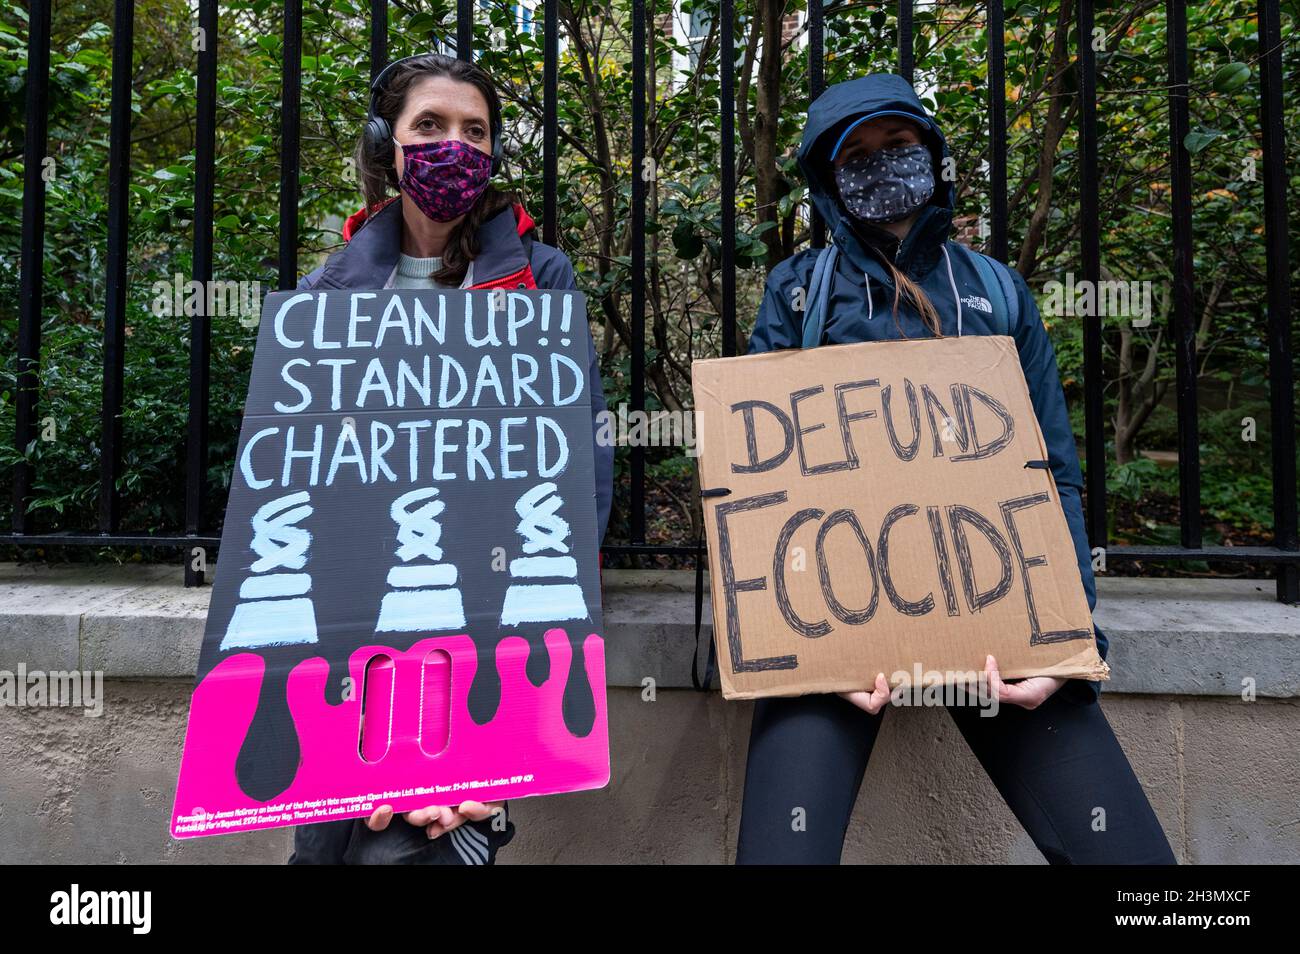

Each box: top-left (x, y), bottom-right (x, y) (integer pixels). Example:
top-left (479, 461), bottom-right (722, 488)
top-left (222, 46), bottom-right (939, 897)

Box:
top-left (735, 688), bottom-right (1175, 865)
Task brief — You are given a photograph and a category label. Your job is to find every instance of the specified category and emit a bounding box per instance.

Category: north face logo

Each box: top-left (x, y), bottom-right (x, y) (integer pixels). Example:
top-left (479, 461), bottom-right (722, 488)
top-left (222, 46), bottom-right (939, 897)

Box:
top-left (961, 294), bottom-right (993, 313)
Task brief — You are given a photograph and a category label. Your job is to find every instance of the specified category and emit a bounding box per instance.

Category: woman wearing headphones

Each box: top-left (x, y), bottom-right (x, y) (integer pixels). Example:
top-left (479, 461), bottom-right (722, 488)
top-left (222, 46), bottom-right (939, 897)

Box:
top-left (288, 51), bottom-right (614, 865)
top-left (738, 73), bottom-right (1175, 865)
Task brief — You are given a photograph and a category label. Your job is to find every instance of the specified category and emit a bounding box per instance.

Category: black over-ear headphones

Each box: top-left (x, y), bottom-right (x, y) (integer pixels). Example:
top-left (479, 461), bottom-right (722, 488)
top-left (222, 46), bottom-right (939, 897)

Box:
top-left (363, 53), bottom-right (505, 177)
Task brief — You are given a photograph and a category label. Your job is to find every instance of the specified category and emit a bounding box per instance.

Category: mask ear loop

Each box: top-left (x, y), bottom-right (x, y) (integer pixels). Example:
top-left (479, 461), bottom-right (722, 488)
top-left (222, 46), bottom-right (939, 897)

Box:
top-left (940, 243), bottom-right (962, 337)
top-left (864, 270), bottom-right (874, 321)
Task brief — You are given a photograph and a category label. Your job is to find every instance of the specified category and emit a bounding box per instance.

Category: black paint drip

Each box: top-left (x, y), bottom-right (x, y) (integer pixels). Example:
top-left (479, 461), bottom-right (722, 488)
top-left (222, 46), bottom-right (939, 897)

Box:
top-left (561, 629), bottom-right (596, 738)
top-left (230, 644), bottom-right (360, 803)
top-left (465, 627), bottom-right (596, 737)
top-left (467, 643), bottom-right (503, 726)
top-left (525, 634), bottom-right (551, 687)
top-left (235, 665), bottom-right (299, 801)
top-left (466, 631), bottom-right (555, 725)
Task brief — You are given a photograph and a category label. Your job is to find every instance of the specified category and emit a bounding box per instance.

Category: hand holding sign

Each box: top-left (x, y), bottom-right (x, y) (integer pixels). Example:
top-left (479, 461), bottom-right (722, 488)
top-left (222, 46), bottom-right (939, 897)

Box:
top-left (984, 655), bottom-right (1065, 710)
top-left (365, 799), bottom-right (502, 841)
top-left (837, 672), bottom-right (891, 714)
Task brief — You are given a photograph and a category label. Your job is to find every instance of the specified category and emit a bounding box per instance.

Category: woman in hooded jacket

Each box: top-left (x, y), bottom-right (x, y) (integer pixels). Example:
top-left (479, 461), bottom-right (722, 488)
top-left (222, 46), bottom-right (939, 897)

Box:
top-left (738, 73), bottom-right (1175, 865)
top-left (287, 52), bottom-right (614, 865)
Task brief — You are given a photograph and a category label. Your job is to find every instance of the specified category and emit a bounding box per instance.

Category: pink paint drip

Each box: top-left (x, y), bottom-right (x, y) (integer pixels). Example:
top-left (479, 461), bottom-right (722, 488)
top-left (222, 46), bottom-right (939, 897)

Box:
top-left (170, 631), bottom-right (608, 838)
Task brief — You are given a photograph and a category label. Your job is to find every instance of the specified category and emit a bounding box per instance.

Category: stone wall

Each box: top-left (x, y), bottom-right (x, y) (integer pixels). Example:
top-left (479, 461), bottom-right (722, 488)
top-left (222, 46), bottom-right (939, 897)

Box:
top-left (1, 565), bottom-right (1296, 864)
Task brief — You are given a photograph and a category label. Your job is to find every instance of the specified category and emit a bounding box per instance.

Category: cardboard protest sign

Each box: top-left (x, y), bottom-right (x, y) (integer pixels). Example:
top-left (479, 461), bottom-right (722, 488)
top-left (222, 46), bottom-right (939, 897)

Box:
top-left (171, 288), bottom-right (608, 838)
top-left (692, 336), bottom-right (1109, 700)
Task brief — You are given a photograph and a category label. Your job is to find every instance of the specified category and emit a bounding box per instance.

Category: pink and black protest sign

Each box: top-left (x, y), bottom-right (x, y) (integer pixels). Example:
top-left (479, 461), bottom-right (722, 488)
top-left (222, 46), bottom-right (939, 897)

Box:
top-left (171, 288), bottom-right (608, 838)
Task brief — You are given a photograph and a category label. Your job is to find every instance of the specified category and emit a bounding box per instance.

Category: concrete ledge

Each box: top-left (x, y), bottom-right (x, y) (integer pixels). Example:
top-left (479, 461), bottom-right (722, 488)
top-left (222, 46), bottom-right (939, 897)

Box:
top-left (0, 564), bottom-right (1296, 696)
top-left (1096, 578), bottom-right (1300, 697)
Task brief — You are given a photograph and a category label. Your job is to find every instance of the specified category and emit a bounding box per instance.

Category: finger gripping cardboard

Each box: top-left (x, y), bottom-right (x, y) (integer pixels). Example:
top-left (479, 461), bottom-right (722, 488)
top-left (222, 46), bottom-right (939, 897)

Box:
top-left (171, 288), bottom-right (609, 838)
top-left (691, 336), bottom-right (1108, 700)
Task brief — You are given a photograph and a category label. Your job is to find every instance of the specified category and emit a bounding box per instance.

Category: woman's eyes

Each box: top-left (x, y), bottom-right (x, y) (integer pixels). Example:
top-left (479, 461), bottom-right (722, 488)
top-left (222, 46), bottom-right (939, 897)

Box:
top-left (846, 134), bottom-right (916, 162)
top-left (416, 118), bottom-right (486, 139)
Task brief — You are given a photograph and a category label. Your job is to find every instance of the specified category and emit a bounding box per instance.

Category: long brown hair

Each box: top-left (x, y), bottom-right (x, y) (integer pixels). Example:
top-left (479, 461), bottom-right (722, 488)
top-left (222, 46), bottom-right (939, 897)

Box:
top-left (837, 210), bottom-right (945, 339)
top-left (353, 52), bottom-right (523, 286)
top-left (882, 258), bottom-right (943, 338)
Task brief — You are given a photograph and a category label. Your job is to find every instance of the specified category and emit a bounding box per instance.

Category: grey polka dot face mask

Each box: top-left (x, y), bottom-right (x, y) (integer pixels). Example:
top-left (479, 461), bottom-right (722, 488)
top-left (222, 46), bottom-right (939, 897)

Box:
top-left (833, 141), bottom-right (935, 224)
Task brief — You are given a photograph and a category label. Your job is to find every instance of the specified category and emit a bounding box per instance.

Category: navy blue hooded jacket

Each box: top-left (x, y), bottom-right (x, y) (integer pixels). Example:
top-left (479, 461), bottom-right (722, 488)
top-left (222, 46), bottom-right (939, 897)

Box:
top-left (749, 74), bottom-right (1105, 699)
top-left (297, 196), bottom-right (614, 547)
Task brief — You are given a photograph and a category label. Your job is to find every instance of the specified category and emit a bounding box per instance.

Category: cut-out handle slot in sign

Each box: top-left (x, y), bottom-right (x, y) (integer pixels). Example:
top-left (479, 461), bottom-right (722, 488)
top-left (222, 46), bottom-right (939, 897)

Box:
top-left (358, 649), bottom-right (453, 763)
top-left (359, 654), bottom-right (394, 763)
top-left (419, 650), bottom-right (451, 758)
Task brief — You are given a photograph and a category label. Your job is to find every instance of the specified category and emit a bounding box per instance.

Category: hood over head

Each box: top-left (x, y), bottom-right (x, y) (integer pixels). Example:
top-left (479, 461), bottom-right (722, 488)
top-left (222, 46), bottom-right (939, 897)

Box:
top-left (796, 73), bottom-right (955, 274)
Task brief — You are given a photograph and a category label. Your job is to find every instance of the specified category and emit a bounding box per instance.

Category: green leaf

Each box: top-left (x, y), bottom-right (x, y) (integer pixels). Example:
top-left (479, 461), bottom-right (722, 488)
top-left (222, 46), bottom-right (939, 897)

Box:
top-left (1183, 127), bottom-right (1222, 154)
top-left (1211, 62), bottom-right (1249, 94)
top-left (672, 222), bottom-right (703, 260)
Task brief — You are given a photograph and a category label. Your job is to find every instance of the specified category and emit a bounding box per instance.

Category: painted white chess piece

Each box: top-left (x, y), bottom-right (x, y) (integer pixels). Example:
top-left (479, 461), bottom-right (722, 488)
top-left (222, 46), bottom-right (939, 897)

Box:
top-left (499, 481), bottom-right (588, 626)
top-left (222, 490), bottom-right (319, 649)
top-left (375, 487), bottom-right (468, 633)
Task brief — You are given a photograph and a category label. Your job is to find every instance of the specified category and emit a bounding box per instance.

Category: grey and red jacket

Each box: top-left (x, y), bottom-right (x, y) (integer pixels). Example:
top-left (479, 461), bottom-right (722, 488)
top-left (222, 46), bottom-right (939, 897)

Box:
top-left (297, 196), bottom-right (614, 546)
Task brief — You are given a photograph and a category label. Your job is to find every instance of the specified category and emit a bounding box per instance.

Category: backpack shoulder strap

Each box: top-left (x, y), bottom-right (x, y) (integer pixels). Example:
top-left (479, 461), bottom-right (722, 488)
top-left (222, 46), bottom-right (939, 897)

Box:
top-left (961, 244), bottom-right (1020, 337)
top-left (991, 256), bottom-right (1021, 335)
top-left (800, 244), bottom-right (839, 349)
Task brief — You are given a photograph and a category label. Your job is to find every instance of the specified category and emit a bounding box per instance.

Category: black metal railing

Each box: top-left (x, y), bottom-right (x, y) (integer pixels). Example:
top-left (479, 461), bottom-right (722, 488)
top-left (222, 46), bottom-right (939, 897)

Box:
top-left (5, 1), bottom-right (1297, 601)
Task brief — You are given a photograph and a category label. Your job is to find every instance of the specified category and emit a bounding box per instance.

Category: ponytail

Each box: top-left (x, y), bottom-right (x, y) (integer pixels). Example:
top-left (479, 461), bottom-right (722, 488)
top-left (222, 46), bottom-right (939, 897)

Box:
top-left (882, 258), bottom-right (944, 338)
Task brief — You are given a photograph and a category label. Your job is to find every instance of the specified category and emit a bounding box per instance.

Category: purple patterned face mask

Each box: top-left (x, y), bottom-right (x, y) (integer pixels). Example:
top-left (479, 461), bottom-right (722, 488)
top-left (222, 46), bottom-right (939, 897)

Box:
top-left (393, 137), bottom-right (493, 222)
